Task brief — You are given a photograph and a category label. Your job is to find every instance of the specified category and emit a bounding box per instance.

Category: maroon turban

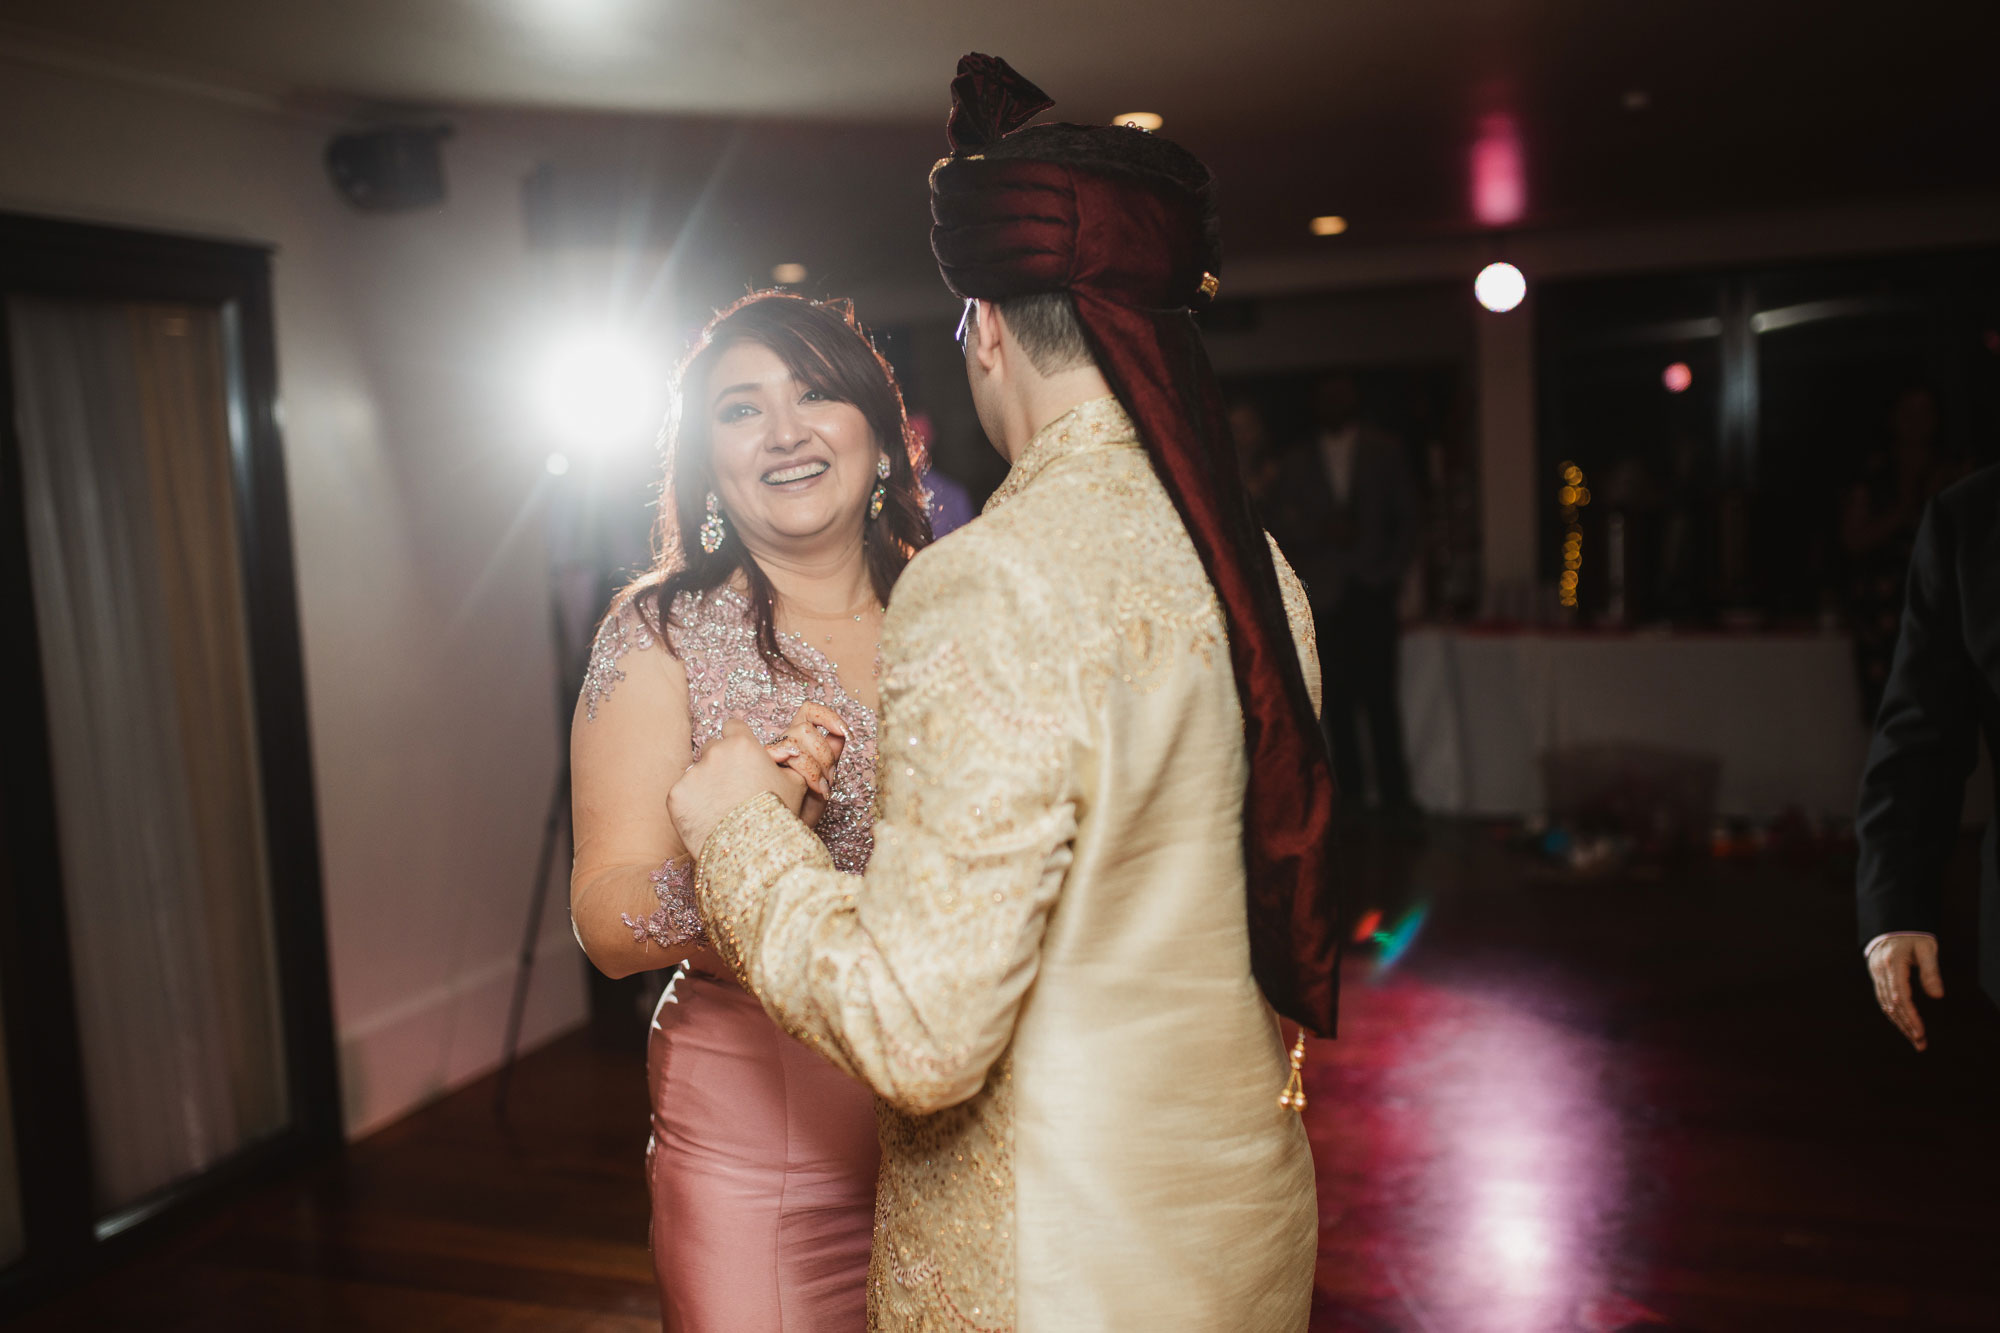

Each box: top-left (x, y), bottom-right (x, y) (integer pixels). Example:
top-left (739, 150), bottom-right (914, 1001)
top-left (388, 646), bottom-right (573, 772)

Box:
top-left (931, 54), bottom-right (1342, 1035)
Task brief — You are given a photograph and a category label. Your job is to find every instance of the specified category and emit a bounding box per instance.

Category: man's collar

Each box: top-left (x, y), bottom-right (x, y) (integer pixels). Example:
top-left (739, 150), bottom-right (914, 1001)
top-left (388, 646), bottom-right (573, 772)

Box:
top-left (984, 396), bottom-right (1140, 514)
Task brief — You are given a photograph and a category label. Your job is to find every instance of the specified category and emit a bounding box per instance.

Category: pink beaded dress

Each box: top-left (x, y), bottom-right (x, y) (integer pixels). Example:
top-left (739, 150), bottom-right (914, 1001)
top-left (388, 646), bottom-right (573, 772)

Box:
top-left (585, 586), bottom-right (881, 1332)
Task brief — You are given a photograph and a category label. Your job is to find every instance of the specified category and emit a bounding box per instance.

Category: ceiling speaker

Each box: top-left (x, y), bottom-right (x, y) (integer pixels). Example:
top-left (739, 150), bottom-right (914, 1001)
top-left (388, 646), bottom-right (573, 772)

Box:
top-left (325, 126), bottom-right (452, 213)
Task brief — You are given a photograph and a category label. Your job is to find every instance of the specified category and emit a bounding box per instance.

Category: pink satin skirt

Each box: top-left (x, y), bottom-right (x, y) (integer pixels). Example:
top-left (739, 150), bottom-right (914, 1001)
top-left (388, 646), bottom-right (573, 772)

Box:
top-left (646, 969), bottom-right (880, 1331)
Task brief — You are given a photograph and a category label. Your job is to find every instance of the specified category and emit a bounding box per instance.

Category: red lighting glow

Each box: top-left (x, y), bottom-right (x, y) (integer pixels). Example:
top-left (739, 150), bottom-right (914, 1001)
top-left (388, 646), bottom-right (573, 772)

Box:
top-left (1662, 362), bottom-right (1693, 393)
top-left (1352, 909), bottom-right (1384, 944)
top-left (1470, 113), bottom-right (1526, 226)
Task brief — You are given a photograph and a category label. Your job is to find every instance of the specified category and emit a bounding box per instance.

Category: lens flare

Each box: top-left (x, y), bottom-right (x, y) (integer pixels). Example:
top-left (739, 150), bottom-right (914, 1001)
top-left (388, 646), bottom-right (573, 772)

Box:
top-left (1372, 903), bottom-right (1430, 975)
top-left (532, 325), bottom-right (666, 458)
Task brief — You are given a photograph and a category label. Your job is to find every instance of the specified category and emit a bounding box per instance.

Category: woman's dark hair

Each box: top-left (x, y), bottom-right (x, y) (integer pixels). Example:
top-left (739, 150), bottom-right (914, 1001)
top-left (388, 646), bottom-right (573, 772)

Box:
top-left (625, 290), bottom-right (932, 675)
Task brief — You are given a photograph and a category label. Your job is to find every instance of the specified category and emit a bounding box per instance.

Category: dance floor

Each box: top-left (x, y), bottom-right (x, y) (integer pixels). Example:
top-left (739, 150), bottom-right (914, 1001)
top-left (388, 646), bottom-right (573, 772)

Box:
top-left (21, 823), bottom-right (2000, 1331)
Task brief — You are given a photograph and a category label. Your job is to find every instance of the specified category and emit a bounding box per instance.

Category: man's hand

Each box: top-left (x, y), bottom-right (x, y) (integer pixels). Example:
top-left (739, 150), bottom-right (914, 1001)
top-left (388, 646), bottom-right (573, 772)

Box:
top-left (1867, 935), bottom-right (1945, 1051)
top-left (668, 719), bottom-right (808, 858)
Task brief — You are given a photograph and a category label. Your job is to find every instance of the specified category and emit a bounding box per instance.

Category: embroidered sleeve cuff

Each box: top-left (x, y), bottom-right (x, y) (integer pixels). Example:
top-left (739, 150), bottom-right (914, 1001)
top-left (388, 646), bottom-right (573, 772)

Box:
top-left (1864, 931), bottom-right (1937, 958)
top-left (695, 791), bottom-right (833, 985)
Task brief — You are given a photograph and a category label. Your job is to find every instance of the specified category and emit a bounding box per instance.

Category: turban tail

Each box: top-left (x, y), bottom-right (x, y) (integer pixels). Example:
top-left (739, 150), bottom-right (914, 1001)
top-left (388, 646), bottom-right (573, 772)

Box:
top-left (931, 57), bottom-right (1342, 1035)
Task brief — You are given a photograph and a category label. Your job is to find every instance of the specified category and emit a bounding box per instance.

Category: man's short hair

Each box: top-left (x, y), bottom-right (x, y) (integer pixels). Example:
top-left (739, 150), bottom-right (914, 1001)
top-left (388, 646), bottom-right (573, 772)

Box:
top-left (970, 293), bottom-right (1093, 377)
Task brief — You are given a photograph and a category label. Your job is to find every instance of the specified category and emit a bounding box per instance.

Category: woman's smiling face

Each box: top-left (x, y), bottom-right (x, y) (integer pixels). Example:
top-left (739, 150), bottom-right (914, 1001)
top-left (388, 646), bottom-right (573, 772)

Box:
top-left (702, 339), bottom-right (880, 556)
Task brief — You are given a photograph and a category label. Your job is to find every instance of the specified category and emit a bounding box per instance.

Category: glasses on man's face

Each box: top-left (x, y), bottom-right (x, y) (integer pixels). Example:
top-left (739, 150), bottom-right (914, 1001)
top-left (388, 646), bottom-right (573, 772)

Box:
top-left (954, 298), bottom-right (976, 350)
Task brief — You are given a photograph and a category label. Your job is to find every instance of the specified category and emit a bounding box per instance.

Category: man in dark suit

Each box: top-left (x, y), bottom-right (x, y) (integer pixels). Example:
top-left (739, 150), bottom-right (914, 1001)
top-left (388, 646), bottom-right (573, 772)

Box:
top-left (1268, 373), bottom-right (1421, 814)
top-left (1856, 464), bottom-right (2000, 1049)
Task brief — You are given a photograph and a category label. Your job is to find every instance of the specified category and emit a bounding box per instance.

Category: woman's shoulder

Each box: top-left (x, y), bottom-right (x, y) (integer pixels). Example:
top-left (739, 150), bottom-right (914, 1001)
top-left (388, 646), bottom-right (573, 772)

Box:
top-left (580, 593), bottom-right (682, 723)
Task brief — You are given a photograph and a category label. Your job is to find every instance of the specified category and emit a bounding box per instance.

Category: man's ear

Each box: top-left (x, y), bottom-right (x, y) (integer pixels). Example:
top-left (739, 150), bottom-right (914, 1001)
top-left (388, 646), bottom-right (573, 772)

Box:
top-left (971, 299), bottom-right (1006, 375)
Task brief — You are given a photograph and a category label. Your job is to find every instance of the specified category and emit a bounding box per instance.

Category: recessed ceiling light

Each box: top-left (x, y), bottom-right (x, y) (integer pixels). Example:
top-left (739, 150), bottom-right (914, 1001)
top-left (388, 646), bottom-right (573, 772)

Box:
top-left (771, 262), bottom-right (808, 285)
top-left (1112, 112), bottom-right (1163, 132)
top-left (1622, 89), bottom-right (1651, 112)
top-left (1310, 215), bottom-right (1349, 237)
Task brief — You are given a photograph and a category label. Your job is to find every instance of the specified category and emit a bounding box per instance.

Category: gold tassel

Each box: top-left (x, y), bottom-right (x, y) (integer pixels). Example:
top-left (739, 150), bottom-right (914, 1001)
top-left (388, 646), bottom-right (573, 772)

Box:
top-left (1278, 1031), bottom-right (1307, 1113)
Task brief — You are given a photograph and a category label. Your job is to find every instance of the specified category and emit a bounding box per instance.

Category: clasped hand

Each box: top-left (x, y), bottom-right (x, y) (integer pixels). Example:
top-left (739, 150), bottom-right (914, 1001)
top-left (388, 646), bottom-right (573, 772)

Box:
top-left (667, 703), bottom-right (850, 859)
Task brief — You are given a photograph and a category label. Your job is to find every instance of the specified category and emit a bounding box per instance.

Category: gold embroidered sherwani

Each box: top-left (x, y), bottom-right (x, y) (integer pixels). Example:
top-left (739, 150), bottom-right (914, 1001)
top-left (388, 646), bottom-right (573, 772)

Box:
top-left (697, 397), bottom-right (1321, 1331)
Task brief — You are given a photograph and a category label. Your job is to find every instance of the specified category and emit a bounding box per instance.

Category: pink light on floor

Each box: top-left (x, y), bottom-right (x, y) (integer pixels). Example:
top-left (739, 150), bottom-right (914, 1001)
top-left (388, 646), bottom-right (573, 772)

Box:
top-left (1470, 113), bottom-right (1527, 227)
top-left (1662, 362), bottom-right (1693, 393)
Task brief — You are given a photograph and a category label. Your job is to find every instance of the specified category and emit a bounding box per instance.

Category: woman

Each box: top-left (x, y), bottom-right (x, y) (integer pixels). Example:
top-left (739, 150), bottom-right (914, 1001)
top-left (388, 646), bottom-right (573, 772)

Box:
top-left (569, 291), bottom-right (932, 1330)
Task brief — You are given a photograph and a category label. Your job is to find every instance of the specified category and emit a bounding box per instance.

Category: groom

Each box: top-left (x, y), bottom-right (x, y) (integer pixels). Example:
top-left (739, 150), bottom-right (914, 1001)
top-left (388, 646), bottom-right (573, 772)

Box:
top-left (669, 55), bottom-right (1340, 1330)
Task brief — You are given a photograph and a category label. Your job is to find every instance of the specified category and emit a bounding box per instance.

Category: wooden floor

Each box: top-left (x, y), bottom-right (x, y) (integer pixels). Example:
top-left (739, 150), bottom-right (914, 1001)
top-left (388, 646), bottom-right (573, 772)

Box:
top-left (22, 822), bottom-right (2000, 1331)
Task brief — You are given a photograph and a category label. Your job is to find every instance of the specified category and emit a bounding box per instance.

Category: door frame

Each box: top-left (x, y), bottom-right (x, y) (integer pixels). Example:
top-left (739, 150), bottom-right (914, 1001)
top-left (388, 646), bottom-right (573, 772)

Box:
top-left (0, 211), bottom-right (341, 1311)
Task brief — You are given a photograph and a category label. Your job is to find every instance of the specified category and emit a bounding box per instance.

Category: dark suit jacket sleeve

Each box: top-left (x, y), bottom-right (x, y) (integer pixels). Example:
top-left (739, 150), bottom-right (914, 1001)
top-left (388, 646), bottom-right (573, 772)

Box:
top-left (1854, 497), bottom-right (1980, 944)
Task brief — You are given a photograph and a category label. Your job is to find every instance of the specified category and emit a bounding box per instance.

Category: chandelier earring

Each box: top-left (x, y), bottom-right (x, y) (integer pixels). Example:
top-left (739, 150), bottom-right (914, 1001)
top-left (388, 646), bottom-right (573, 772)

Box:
top-left (868, 453), bottom-right (891, 521)
top-left (699, 491), bottom-right (728, 554)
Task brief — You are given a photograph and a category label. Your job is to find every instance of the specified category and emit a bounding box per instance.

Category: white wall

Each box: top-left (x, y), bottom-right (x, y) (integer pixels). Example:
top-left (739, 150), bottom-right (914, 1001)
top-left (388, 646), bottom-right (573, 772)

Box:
top-left (0, 52), bottom-right (587, 1138)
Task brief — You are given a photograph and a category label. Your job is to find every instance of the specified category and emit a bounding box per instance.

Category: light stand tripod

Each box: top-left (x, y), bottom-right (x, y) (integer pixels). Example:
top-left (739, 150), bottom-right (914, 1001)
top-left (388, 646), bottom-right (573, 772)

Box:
top-left (492, 560), bottom-right (587, 1119)
top-left (492, 458), bottom-right (641, 1120)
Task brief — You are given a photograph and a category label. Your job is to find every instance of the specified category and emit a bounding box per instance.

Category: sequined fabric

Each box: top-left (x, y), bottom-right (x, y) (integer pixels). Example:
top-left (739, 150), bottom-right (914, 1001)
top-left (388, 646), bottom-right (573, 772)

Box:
top-left (588, 585), bottom-right (881, 953)
top-left (698, 398), bottom-right (1323, 1332)
top-left (581, 604), bottom-right (655, 722)
top-left (621, 858), bottom-right (703, 950)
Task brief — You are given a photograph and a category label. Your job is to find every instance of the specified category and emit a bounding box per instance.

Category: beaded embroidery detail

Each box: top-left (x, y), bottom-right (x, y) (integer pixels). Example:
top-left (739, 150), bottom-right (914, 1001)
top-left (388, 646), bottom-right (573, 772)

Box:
top-left (584, 586), bottom-right (881, 953)
top-left (581, 606), bottom-right (655, 722)
top-left (671, 586), bottom-right (879, 876)
top-left (621, 858), bottom-right (704, 949)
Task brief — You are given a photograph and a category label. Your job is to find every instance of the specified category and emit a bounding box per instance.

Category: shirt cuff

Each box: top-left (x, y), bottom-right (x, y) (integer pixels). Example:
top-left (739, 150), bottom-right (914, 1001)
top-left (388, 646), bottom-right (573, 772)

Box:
top-left (694, 791), bottom-right (832, 985)
top-left (1864, 931), bottom-right (1937, 958)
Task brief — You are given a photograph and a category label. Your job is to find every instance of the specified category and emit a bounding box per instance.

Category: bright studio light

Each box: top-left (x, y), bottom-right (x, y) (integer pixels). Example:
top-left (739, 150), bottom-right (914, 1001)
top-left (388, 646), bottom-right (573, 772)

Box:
top-left (1310, 215), bottom-right (1349, 237)
top-left (545, 452), bottom-right (571, 475)
top-left (1474, 262), bottom-right (1527, 313)
top-left (1113, 111), bottom-right (1163, 131)
top-left (533, 326), bottom-right (665, 459)
top-left (772, 262), bottom-right (808, 285)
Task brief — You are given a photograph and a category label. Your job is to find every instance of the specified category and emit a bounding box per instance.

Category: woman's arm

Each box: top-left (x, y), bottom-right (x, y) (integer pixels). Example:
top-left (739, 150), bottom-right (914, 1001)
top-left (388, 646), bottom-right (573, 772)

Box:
top-left (569, 606), bottom-right (724, 979)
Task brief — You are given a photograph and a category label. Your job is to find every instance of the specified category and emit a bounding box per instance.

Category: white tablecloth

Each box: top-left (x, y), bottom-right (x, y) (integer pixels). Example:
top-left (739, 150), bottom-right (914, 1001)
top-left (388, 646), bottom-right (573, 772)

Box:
top-left (1399, 628), bottom-right (1872, 819)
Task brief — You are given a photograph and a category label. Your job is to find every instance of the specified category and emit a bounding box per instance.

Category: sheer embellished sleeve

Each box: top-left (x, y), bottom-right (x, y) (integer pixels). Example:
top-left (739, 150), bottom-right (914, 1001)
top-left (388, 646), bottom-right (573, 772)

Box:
top-left (695, 537), bottom-right (1077, 1115)
top-left (580, 597), bottom-right (659, 722)
top-left (570, 594), bottom-right (714, 978)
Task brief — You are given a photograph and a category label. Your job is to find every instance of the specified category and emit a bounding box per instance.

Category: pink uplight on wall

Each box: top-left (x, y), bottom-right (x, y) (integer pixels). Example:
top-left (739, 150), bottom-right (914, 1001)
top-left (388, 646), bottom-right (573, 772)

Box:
top-left (1663, 362), bottom-right (1693, 393)
top-left (1470, 113), bottom-right (1526, 226)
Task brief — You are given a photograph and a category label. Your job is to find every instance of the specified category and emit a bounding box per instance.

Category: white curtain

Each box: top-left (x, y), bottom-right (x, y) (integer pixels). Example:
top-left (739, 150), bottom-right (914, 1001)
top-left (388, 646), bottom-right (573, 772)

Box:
top-left (8, 296), bottom-right (289, 1220)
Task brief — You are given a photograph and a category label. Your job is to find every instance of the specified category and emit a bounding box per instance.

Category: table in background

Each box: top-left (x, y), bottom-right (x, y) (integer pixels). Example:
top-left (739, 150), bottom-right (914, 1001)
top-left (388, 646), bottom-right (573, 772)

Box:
top-left (1399, 627), bottom-right (1872, 820)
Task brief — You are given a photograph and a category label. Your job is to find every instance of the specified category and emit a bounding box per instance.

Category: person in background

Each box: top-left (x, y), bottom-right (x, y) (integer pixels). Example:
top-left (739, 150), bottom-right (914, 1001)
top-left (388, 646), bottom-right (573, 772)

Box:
top-left (1228, 395), bottom-right (1282, 514)
top-left (1842, 384), bottom-right (1967, 720)
top-left (908, 410), bottom-right (975, 536)
top-left (1273, 371), bottom-right (1421, 815)
top-left (1856, 463), bottom-right (2000, 1052)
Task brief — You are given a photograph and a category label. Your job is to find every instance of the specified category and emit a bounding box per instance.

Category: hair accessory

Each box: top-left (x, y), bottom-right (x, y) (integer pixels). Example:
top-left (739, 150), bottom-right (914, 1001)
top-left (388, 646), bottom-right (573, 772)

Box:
top-left (699, 492), bottom-right (728, 554)
top-left (868, 455), bottom-right (890, 521)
